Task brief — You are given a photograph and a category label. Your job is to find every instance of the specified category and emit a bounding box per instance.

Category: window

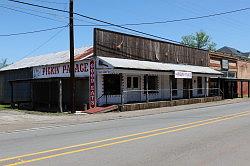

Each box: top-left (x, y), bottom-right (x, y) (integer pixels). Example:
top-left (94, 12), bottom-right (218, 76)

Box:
top-left (228, 71), bottom-right (237, 78)
top-left (144, 75), bottom-right (158, 93)
top-left (127, 76), bottom-right (139, 89)
top-left (197, 77), bottom-right (203, 94)
top-left (104, 74), bottom-right (121, 95)
top-left (133, 77), bottom-right (139, 89)
top-left (172, 77), bottom-right (177, 96)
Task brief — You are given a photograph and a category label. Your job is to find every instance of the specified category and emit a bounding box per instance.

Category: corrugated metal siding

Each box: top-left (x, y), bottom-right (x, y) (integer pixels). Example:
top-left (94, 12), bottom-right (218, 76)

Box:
top-left (98, 56), bottom-right (222, 75)
top-left (0, 68), bottom-right (32, 103)
top-left (0, 47), bottom-right (93, 71)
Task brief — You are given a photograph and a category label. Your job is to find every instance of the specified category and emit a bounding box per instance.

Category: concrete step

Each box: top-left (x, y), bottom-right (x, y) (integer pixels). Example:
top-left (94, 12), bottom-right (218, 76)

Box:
top-left (84, 105), bottom-right (118, 114)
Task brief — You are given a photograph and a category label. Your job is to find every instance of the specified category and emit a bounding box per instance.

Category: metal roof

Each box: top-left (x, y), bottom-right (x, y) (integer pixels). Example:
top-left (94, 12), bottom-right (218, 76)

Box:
top-left (0, 47), bottom-right (93, 71)
top-left (98, 56), bottom-right (223, 75)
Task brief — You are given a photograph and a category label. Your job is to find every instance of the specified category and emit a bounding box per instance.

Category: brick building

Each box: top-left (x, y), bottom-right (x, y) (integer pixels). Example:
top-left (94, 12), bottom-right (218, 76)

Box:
top-left (209, 50), bottom-right (250, 99)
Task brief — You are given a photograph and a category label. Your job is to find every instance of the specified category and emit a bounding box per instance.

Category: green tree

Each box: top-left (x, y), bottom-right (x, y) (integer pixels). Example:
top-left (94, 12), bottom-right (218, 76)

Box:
top-left (181, 31), bottom-right (216, 51)
top-left (0, 58), bottom-right (8, 69)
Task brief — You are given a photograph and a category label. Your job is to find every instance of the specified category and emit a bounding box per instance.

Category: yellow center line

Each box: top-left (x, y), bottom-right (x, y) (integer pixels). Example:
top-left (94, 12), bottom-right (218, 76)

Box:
top-left (0, 110), bottom-right (248, 162)
top-left (1, 110), bottom-right (250, 166)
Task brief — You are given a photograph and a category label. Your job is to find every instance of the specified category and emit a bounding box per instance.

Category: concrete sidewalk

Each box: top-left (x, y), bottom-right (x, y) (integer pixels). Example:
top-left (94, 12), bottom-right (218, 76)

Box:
top-left (0, 98), bottom-right (249, 133)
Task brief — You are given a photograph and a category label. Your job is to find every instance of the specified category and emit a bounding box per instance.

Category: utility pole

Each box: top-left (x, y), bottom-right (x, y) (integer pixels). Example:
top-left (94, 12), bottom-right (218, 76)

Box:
top-left (69, 0), bottom-right (75, 113)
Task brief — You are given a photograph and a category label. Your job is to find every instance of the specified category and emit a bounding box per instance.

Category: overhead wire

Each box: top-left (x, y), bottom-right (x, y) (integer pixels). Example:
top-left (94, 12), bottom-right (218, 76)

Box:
top-left (7, 0), bottom-right (250, 44)
top-left (0, 25), bottom-right (68, 37)
top-left (28, 0), bottom-right (67, 5)
top-left (21, 25), bottom-right (68, 59)
top-left (0, 4), bottom-right (67, 23)
top-left (7, 0), bottom-right (181, 43)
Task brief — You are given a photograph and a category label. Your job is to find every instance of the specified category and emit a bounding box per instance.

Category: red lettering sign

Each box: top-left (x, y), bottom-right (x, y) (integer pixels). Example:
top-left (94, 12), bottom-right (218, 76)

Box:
top-left (89, 60), bottom-right (96, 108)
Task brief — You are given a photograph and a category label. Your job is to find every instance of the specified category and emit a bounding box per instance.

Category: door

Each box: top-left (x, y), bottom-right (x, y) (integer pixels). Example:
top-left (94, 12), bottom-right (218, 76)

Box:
top-left (183, 79), bottom-right (192, 99)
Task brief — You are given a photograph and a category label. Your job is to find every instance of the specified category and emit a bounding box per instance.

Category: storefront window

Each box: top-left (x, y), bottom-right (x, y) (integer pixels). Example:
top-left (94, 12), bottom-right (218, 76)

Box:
top-left (104, 74), bottom-right (121, 95)
top-left (127, 76), bottom-right (139, 89)
top-left (133, 77), bottom-right (139, 89)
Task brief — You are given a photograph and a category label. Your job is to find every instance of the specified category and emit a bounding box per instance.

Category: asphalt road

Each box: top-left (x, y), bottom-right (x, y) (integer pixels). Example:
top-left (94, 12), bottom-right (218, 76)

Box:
top-left (0, 101), bottom-right (250, 166)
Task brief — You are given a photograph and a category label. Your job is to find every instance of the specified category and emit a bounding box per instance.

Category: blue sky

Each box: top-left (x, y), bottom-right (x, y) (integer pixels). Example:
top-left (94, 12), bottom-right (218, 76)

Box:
top-left (1, 0), bottom-right (250, 63)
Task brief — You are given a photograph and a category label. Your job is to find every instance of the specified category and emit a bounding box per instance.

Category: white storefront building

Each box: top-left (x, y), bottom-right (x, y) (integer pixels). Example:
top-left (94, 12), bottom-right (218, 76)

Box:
top-left (95, 56), bottom-right (222, 106)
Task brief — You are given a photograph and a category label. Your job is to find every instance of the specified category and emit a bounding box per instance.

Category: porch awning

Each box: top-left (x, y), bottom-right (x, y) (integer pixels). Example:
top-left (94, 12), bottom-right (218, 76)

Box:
top-left (97, 56), bottom-right (223, 76)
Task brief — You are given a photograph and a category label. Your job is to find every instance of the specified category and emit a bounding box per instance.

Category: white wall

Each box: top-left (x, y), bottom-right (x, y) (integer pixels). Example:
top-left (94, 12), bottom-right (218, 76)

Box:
top-left (97, 73), bottom-right (207, 106)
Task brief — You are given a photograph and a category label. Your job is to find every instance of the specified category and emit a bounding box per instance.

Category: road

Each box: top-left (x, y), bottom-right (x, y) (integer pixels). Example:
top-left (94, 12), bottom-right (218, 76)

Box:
top-left (0, 101), bottom-right (250, 166)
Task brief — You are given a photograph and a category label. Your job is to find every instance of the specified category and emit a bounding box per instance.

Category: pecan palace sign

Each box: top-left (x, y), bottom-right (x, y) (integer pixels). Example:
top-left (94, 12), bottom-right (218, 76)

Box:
top-left (33, 61), bottom-right (90, 78)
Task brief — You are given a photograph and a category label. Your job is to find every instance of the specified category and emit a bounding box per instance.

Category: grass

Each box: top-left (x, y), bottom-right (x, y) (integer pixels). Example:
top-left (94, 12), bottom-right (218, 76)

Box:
top-left (0, 104), bottom-right (11, 110)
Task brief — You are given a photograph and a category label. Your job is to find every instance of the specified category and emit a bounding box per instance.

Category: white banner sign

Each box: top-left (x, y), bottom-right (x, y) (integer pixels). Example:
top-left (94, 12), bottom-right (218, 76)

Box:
top-left (33, 61), bottom-right (89, 79)
top-left (174, 71), bottom-right (192, 79)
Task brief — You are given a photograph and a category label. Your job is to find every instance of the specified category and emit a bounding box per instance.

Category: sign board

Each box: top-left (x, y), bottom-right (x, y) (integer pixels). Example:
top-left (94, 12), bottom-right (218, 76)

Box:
top-left (174, 71), bottom-right (192, 79)
top-left (89, 59), bottom-right (96, 108)
top-left (33, 61), bottom-right (89, 79)
top-left (221, 59), bottom-right (229, 70)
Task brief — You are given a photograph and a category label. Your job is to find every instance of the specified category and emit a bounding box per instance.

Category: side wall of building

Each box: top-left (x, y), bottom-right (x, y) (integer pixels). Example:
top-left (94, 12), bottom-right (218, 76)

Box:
top-left (237, 60), bottom-right (250, 97)
top-left (0, 68), bottom-right (33, 104)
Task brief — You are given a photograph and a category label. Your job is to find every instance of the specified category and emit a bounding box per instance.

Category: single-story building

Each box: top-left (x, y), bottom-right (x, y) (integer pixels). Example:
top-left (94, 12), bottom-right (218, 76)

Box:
top-left (0, 28), bottom-right (226, 112)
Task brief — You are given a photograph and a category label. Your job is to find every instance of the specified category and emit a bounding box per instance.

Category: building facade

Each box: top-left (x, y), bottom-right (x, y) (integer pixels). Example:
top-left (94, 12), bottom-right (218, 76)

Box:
top-left (209, 51), bottom-right (250, 99)
top-left (0, 29), bottom-right (225, 112)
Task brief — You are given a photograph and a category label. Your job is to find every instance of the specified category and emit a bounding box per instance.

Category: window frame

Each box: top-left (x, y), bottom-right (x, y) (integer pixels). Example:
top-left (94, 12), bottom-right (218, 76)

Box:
top-left (127, 76), bottom-right (140, 90)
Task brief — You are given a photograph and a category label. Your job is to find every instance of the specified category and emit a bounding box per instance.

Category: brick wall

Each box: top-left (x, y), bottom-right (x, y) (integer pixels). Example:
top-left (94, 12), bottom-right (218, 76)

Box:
top-left (237, 60), bottom-right (250, 79)
top-left (237, 81), bottom-right (249, 97)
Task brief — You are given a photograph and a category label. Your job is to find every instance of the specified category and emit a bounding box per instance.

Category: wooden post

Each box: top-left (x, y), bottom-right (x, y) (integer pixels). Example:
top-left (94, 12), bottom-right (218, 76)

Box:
top-left (218, 78), bottom-right (221, 96)
top-left (10, 82), bottom-right (14, 108)
top-left (49, 80), bottom-right (51, 110)
top-left (169, 75), bottom-right (172, 101)
top-left (120, 73), bottom-right (123, 105)
top-left (248, 81), bottom-right (250, 98)
top-left (204, 77), bottom-right (208, 98)
top-left (30, 81), bottom-right (34, 110)
top-left (145, 74), bottom-right (149, 103)
top-left (231, 82), bottom-right (234, 99)
top-left (188, 79), bottom-right (191, 99)
top-left (59, 79), bottom-right (63, 113)
top-left (241, 81), bottom-right (243, 98)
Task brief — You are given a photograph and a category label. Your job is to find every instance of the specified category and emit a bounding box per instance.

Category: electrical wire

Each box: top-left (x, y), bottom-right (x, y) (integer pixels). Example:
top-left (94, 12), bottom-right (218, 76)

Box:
top-left (28, 0), bottom-right (67, 5)
top-left (0, 25), bottom-right (68, 37)
top-left (22, 25), bottom-right (67, 59)
top-left (7, 0), bottom-right (180, 43)
top-left (75, 7), bottom-right (250, 27)
top-left (7, 0), bottom-right (250, 44)
top-left (0, 5), bottom-right (67, 23)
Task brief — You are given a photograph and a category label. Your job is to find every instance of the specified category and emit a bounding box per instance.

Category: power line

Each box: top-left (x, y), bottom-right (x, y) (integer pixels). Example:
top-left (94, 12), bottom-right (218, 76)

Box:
top-left (75, 7), bottom-right (250, 27)
top-left (28, 0), bottom-right (67, 5)
top-left (7, 0), bottom-right (180, 43)
top-left (0, 3), bottom-right (69, 21)
top-left (22, 25), bottom-right (67, 59)
top-left (0, 5), bottom-right (67, 23)
top-left (8, 0), bottom-right (250, 44)
top-left (1, 3), bottom-right (97, 26)
top-left (0, 25), bottom-right (68, 37)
